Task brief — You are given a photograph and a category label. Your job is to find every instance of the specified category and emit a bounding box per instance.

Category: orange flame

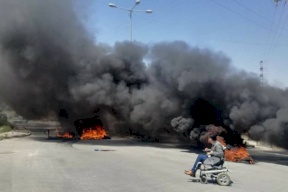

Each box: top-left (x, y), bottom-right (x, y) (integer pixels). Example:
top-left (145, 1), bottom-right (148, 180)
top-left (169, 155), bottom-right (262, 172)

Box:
top-left (224, 146), bottom-right (253, 163)
top-left (56, 129), bottom-right (73, 139)
top-left (62, 132), bottom-right (73, 139)
top-left (218, 136), bottom-right (254, 164)
top-left (80, 125), bottom-right (107, 140)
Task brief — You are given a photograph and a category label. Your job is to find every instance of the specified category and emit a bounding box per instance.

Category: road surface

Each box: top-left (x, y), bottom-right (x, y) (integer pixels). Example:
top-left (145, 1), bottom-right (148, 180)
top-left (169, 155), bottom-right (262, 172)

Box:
top-left (1, 129), bottom-right (288, 192)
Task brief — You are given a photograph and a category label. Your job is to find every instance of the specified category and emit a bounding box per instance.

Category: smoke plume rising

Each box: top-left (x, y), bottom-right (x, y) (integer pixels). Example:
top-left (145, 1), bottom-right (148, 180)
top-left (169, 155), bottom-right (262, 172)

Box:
top-left (1, 0), bottom-right (288, 148)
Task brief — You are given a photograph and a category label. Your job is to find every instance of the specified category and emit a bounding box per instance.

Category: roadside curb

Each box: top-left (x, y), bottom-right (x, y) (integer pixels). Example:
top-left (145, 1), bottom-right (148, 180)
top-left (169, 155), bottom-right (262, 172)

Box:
top-left (0, 130), bottom-right (31, 140)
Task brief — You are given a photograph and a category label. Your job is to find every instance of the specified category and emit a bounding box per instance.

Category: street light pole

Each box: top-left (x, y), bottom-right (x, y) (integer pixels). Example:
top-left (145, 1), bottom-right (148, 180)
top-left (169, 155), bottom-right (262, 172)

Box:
top-left (129, 12), bottom-right (132, 41)
top-left (108, 0), bottom-right (152, 41)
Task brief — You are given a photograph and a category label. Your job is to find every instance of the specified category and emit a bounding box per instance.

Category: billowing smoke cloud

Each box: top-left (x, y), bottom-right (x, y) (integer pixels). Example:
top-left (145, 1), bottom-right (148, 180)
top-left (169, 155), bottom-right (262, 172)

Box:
top-left (1, 0), bottom-right (288, 148)
top-left (171, 116), bottom-right (194, 133)
top-left (249, 108), bottom-right (288, 147)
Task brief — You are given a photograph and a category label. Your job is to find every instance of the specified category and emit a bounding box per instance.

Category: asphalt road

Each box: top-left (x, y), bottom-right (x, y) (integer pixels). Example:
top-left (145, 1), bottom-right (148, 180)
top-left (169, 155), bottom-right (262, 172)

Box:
top-left (1, 129), bottom-right (288, 192)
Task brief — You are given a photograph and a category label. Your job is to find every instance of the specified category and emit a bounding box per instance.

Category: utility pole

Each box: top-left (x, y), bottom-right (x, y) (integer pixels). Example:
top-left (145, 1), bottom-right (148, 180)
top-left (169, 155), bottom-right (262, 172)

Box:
top-left (259, 61), bottom-right (264, 85)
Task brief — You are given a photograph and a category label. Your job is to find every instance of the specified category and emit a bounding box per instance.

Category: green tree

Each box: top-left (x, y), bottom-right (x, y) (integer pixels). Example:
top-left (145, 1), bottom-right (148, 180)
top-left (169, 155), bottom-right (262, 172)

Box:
top-left (0, 112), bottom-right (8, 126)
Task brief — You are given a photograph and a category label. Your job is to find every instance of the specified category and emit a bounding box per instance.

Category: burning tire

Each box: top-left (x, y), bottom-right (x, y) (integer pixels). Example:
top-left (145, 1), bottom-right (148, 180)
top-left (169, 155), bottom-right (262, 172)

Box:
top-left (216, 173), bottom-right (230, 186)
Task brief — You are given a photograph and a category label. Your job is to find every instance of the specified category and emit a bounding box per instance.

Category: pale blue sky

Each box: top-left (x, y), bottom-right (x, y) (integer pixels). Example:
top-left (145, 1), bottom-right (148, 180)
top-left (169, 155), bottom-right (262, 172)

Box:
top-left (82, 0), bottom-right (288, 88)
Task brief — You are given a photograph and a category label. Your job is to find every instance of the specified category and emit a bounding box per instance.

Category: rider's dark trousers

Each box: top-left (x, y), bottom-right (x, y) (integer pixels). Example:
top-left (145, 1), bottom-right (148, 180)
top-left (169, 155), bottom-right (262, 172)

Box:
top-left (191, 154), bottom-right (208, 173)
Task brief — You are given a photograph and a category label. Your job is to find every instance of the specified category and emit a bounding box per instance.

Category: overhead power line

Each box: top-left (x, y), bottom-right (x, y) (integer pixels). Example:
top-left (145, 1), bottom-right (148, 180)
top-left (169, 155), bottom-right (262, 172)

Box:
top-left (233, 0), bottom-right (274, 24)
top-left (210, 0), bottom-right (288, 36)
top-left (266, 3), bottom-right (288, 61)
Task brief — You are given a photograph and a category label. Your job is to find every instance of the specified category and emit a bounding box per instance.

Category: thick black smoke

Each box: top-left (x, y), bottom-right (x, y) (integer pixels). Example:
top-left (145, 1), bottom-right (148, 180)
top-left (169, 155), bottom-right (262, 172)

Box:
top-left (1, 0), bottom-right (288, 148)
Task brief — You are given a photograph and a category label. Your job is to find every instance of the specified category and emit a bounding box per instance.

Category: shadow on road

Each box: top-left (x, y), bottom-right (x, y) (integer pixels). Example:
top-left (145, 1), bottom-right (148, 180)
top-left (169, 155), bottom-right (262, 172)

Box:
top-left (27, 128), bottom-right (197, 150)
top-left (26, 128), bottom-right (288, 166)
top-left (181, 147), bottom-right (288, 166)
top-left (247, 148), bottom-right (288, 166)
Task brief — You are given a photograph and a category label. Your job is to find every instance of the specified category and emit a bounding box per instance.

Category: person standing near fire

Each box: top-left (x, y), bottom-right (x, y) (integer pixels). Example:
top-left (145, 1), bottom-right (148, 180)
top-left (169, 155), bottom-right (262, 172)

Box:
top-left (184, 133), bottom-right (224, 177)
